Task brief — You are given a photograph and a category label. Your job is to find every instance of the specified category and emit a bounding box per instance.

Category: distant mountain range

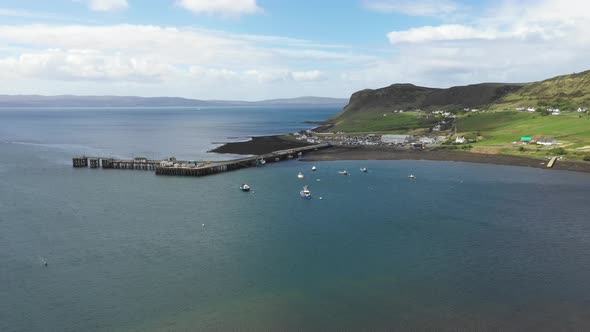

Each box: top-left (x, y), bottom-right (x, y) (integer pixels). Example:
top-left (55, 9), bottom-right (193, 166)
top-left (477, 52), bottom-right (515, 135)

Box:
top-left (0, 95), bottom-right (348, 107)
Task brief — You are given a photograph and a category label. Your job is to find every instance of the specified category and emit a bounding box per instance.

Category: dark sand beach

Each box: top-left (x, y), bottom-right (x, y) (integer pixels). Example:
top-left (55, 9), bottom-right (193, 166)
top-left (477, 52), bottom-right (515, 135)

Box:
top-left (210, 135), bottom-right (312, 155)
top-left (212, 135), bottom-right (590, 173)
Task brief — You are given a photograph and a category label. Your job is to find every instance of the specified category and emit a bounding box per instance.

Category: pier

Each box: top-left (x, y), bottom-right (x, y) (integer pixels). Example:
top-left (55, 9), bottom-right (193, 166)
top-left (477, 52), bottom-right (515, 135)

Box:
top-left (72, 143), bottom-right (331, 177)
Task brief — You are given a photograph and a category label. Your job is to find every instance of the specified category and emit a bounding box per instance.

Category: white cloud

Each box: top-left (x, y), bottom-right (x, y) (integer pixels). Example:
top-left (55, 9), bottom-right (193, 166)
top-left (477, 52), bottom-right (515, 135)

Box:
top-left (88, 0), bottom-right (128, 12)
top-left (352, 0), bottom-right (590, 89)
top-left (0, 24), bottom-right (367, 99)
top-left (177, 0), bottom-right (261, 17)
top-left (388, 25), bottom-right (496, 43)
top-left (0, 49), bottom-right (176, 82)
top-left (292, 70), bottom-right (324, 81)
top-left (363, 0), bottom-right (459, 17)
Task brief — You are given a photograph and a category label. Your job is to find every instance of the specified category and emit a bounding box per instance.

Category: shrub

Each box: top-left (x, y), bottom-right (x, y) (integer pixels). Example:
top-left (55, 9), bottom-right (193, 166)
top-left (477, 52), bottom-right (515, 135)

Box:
top-left (549, 147), bottom-right (567, 155)
top-left (584, 155), bottom-right (590, 162)
top-left (518, 146), bottom-right (526, 152)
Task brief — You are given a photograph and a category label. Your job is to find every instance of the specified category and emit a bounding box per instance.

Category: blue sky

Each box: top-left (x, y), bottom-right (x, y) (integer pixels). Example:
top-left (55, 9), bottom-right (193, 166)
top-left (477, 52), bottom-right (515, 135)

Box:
top-left (0, 0), bottom-right (588, 100)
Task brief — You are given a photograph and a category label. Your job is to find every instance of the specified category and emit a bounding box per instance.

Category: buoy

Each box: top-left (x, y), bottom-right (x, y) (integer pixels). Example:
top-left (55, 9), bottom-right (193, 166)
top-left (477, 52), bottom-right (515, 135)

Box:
top-left (319, 197), bottom-right (323, 200)
top-left (202, 223), bottom-right (205, 227)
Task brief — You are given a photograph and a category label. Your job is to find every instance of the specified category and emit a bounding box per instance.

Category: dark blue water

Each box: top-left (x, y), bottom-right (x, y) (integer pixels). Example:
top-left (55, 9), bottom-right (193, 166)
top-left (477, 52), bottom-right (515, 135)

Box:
top-left (1, 107), bottom-right (590, 331)
top-left (0, 106), bottom-right (338, 160)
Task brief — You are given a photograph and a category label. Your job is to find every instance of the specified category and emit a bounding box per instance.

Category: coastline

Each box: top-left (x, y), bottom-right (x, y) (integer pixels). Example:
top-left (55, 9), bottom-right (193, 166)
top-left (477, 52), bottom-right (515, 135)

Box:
top-left (303, 146), bottom-right (590, 173)
top-left (212, 135), bottom-right (590, 174)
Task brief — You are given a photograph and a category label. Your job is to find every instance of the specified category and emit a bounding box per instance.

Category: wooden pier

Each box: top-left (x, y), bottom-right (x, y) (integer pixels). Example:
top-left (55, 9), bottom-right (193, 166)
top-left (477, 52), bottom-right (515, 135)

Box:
top-left (72, 143), bottom-right (331, 177)
top-left (73, 156), bottom-right (166, 171)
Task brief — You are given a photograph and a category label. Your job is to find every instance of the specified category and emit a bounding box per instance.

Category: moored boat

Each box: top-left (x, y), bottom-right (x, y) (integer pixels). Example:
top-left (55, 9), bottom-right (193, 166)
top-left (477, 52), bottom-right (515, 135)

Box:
top-left (360, 167), bottom-right (368, 173)
top-left (300, 185), bottom-right (312, 199)
top-left (312, 166), bottom-right (317, 171)
top-left (298, 172), bottom-right (304, 179)
top-left (240, 184), bottom-right (251, 191)
top-left (338, 170), bottom-right (348, 175)
top-left (408, 174), bottom-right (416, 179)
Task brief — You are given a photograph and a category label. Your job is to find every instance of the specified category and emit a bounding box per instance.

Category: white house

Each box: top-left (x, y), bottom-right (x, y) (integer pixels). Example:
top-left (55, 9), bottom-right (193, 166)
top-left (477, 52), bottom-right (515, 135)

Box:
top-left (537, 138), bottom-right (558, 146)
top-left (382, 134), bottom-right (411, 145)
top-left (516, 106), bottom-right (525, 111)
top-left (419, 137), bottom-right (435, 144)
top-left (577, 107), bottom-right (588, 113)
top-left (548, 108), bottom-right (561, 115)
top-left (527, 107), bottom-right (536, 112)
top-left (455, 136), bottom-right (466, 144)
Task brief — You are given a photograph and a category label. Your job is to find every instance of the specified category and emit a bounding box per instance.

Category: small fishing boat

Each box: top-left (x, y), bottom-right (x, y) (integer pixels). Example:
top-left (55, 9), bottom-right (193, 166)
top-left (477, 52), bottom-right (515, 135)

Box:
top-left (240, 184), bottom-right (251, 192)
top-left (298, 172), bottom-right (304, 179)
top-left (360, 167), bottom-right (368, 173)
top-left (39, 256), bottom-right (48, 267)
top-left (338, 170), bottom-right (348, 175)
top-left (312, 166), bottom-right (317, 171)
top-left (408, 174), bottom-right (416, 179)
top-left (300, 185), bottom-right (312, 199)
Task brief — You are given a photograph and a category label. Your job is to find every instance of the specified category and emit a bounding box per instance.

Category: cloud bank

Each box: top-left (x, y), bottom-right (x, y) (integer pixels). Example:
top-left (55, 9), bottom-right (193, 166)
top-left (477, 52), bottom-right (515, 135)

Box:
top-left (177, 0), bottom-right (261, 17)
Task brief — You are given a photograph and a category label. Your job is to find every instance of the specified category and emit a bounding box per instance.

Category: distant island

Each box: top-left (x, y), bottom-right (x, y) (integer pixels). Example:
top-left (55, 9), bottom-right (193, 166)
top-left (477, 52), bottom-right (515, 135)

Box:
top-left (0, 95), bottom-right (348, 108)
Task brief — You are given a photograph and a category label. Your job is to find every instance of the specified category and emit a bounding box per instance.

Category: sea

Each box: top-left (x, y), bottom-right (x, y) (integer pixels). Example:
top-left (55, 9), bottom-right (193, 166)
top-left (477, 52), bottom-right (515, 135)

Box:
top-left (1, 106), bottom-right (590, 331)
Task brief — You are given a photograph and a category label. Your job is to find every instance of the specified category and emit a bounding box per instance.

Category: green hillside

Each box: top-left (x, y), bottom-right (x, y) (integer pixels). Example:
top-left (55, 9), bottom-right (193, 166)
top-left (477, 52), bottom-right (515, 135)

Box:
top-left (493, 70), bottom-right (590, 111)
top-left (458, 112), bottom-right (590, 149)
top-left (328, 70), bottom-right (590, 135)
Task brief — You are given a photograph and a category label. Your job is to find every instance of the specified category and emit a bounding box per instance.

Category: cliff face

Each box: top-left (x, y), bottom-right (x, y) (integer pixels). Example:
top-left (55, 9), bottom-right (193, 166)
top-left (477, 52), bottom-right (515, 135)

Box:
top-left (336, 83), bottom-right (523, 120)
top-left (334, 70), bottom-right (590, 131)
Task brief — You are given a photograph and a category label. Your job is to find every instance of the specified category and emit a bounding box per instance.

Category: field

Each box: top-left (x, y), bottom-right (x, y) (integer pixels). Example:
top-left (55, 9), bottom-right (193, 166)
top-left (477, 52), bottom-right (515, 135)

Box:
top-left (457, 111), bottom-right (590, 149)
top-left (330, 112), bottom-right (436, 133)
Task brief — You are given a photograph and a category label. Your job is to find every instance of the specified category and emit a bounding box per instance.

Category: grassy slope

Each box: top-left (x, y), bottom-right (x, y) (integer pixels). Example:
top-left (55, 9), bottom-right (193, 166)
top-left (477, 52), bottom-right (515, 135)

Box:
top-left (328, 71), bottom-right (590, 157)
top-left (493, 70), bottom-right (590, 110)
top-left (458, 112), bottom-right (590, 149)
top-left (330, 112), bottom-right (435, 133)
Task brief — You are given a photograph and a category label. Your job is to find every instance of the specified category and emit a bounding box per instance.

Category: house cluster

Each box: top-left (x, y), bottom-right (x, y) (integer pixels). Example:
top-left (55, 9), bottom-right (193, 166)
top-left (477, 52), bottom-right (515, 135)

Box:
top-left (516, 106), bottom-right (588, 114)
top-left (432, 110), bottom-right (453, 117)
top-left (463, 108), bottom-right (486, 113)
top-left (515, 106), bottom-right (537, 112)
top-left (519, 136), bottom-right (559, 146)
top-left (381, 134), bottom-right (447, 147)
top-left (295, 131), bottom-right (448, 148)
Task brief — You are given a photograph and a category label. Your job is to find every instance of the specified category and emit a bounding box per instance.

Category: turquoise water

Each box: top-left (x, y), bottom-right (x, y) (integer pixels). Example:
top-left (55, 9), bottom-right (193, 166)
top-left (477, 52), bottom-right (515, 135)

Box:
top-left (2, 107), bottom-right (590, 331)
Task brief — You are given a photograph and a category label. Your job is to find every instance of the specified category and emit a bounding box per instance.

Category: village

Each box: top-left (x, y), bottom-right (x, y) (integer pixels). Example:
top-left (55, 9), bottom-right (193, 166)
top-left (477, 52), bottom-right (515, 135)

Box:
top-left (293, 105), bottom-right (579, 150)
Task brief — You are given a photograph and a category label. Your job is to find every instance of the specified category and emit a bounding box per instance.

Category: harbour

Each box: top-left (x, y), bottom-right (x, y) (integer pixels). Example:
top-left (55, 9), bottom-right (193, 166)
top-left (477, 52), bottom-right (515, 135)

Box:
top-left (72, 143), bottom-right (332, 176)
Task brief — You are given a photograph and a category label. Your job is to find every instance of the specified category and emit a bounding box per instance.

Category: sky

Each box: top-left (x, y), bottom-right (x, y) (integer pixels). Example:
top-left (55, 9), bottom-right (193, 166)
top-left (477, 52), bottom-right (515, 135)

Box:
top-left (0, 0), bottom-right (589, 100)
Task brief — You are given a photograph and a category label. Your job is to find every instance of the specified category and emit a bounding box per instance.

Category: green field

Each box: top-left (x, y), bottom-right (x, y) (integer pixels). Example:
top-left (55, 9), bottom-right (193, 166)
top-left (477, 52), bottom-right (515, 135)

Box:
top-left (457, 111), bottom-right (590, 149)
top-left (330, 112), bottom-right (436, 133)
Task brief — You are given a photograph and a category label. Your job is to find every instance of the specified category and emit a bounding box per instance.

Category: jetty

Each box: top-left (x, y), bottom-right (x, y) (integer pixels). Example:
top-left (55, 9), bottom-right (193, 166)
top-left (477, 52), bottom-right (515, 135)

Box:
top-left (72, 143), bottom-right (331, 177)
top-left (547, 156), bottom-right (558, 168)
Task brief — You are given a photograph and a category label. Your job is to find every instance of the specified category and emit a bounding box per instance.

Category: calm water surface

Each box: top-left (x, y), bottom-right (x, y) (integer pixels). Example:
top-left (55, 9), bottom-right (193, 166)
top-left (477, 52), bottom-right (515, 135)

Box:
top-left (1, 107), bottom-right (590, 331)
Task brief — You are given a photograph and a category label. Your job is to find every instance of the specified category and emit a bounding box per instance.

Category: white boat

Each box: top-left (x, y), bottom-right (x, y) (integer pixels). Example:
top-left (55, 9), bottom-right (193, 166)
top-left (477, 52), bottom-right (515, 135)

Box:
top-left (312, 166), bottom-right (317, 171)
top-left (338, 170), bottom-right (348, 175)
top-left (240, 184), bottom-right (251, 191)
top-left (360, 167), bottom-right (368, 173)
top-left (408, 174), bottom-right (416, 179)
top-left (298, 172), bottom-right (304, 179)
top-left (300, 185), bottom-right (312, 199)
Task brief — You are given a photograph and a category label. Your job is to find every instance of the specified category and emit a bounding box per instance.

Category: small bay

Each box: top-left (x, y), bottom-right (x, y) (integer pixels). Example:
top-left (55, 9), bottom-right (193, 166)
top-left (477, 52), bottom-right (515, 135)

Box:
top-left (1, 107), bottom-right (590, 331)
